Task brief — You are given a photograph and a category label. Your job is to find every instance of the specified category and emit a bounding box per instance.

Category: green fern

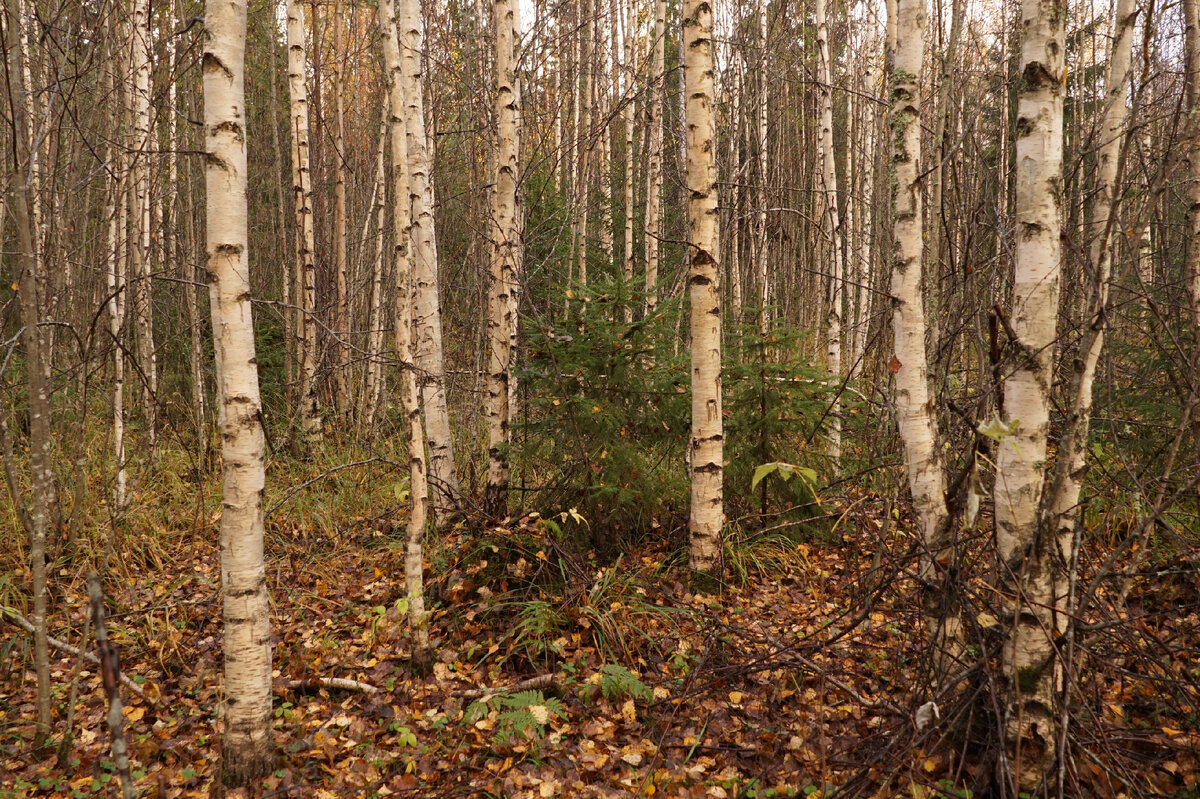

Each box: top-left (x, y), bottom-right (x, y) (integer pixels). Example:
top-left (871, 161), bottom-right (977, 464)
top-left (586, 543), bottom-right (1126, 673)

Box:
top-left (464, 690), bottom-right (565, 748)
top-left (598, 665), bottom-right (651, 702)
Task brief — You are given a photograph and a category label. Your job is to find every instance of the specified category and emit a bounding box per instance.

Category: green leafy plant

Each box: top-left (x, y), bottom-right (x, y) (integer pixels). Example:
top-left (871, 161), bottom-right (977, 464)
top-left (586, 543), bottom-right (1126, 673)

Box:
top-left (517, 282), bottom-right (690, 547)
top-left (464, 690), bottom-right (565, 748)
top-left (723, 321), bottom-right (834, 540)
top-left (597, 664), bottom-right (651, 702)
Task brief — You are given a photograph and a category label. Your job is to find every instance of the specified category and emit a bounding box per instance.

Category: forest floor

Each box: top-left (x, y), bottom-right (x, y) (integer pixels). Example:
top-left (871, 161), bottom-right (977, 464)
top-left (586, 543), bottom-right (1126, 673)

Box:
top-left (3, 485), bottom-right (1200, 799)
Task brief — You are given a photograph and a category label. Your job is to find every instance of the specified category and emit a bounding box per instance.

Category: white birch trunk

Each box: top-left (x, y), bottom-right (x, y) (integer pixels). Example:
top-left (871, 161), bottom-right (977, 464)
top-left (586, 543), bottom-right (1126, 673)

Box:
top-left (1042, 0), bottom-right (1137, 596)
top-left (644, 0), bottom-right (665, 315)
top-left (363, 114), bottom-right (390, 433)
top-left (485, 0), bottom-right (523, 516)
top-left (889, 0), bottom-right (957, 679)
top-left (995, 0), bottom-right (1065, 787)
top-left (621, 0), bottom-right (636, 323)
top-left (203, 0), bottom-right (275, 779)
top-left (379, 0), bottom-right (432, 669)
top-left (683, 0), bottom-right (723, 584)
top-left (286, 0), bottom-right (323, 440)
top-left (333, 0), bottom-right (351, 420)
top-left (131, 0), bottom-right (157, 448)
top-left (7, 3), bottom-right (54, 741)
top-left (398, 0), bottom-right (461, 521)
top-left (816, 0), bottom-right (844, 468)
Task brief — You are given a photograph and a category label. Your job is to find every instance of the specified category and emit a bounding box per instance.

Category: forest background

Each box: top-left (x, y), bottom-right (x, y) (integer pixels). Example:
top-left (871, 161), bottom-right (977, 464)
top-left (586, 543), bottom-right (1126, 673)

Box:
top-left (2, 0), bottom-right (1200, 796)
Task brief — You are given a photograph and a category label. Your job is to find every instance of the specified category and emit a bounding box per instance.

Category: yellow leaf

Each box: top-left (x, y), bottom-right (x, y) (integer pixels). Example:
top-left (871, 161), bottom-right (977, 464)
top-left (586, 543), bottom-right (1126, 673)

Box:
top-left (644, 784), bottom-right (656, 796)
top-left (923, 757), bottom-right (938, 773)
top-left (728, 691), bottom-right (744, 705)
top-left (124, 705), bottom-right (145, 722)
top-left (1162, 726), bottom-right (1184, 737)
top-left (621, 699), bottom-right (637, 724)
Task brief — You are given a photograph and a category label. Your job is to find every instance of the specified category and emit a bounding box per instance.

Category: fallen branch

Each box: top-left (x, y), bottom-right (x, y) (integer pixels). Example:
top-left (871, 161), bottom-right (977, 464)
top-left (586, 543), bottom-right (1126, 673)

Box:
top-left (279, 677), bottom-right (379, 694)
top-left (1, 606), bottom-right (151, 701)
top-left (455, 673), bottom-right (557, 699)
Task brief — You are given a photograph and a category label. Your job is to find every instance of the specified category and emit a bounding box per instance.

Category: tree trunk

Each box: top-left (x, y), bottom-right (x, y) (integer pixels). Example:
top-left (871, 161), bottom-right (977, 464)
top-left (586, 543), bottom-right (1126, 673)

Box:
top-left (130, 0), bottom-right (157, 449)
top-left (379, 0), bottom-right (432, 670)
top-left (398, 0), bottom-right (461, 522)
top-left (286, 0), bottom-right (323, 441)
top-left (683, 0), bottom-right (723, 585)
top-left (994, 0), bottom-right (1066, 788)
top-left (203, 0), bottom-right (275, 780)
top-left (1041, 0), bottom-right (1137, 601)
top-left (729, 55), bottom-right (743, 328)
top-left (754, 1), bottom-right (769, 336)
top-left (363, 113), bottom-right (390, 433)
top-left (333, 0), bottom-right (350, 421)
top-left (888, 0), bottom-right (957, 681)
top-left (621, 0), bottom-right (636, 324)
top-left (644, 0), bottom-right (665, 316)
top-left (816, 0), bottom-right (844, 469)
top-left (485, 0), bottom-right (524, 517)
top-left (6, 3), bottom-right (54, 743)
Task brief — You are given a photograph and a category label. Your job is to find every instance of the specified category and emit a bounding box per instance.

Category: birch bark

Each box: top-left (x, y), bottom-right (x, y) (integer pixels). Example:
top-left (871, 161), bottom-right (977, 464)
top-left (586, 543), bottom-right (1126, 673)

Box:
top-left (398, 0), bottom-right (461, 520)
top-left (379, 0), bottom-right (432, 668)
top-left (888, 0), bottom-right (957, 680)
top-left (131, 0), bottom-right (157, 447)
top-left (994, 0), bottom-right (1066, 787)
top-left (644, 0), bottom-right (666, 315)
top-left (286, 0), bottom-right (323, 440)
top-left (203, 0), bottom-right (275, 778)
top-left (1042, 0), bottom-right (1137, 600)
top-left (485, 0), bottom-right (524, 516)
top-left (816, 0), bottom-right (844, 468)
top-left (683, 0), bottom-right (723, 583)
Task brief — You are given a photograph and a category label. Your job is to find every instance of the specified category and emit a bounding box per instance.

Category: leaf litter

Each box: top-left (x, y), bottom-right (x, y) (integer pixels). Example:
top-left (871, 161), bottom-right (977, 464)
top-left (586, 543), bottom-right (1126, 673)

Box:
top-left (2, 495), bottom-right (1198, 798)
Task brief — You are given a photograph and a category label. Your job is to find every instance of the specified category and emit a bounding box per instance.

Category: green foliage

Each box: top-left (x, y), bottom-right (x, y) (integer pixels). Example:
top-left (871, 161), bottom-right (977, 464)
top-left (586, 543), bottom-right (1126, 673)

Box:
top-left (496, 600), bottom-right (568, 669)
top-left (724, 323), bottom-right (832, 538)
top-left (518, 287), bottom-right (838, 549)
top-left (597, 664), bottom-right (651, 702)
top-left (464, 690), bottom-right (565, 748)
top-left (517, 283), bottom-right (689, 545)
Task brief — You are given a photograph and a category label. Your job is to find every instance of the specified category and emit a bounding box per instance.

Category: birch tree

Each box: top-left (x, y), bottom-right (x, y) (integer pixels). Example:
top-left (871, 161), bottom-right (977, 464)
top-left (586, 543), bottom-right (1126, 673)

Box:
top-left (485, 0), bottom-right (523, 517)
top-left (286, 0), bottom-right (322, 440)
top-left (203, 0), bottom-right (275, 778)
top-left (994, 0), bottom-right (1066, 787)
top-left (887, 0), bottom-right (957, 678)
top-left (5, 0), bottom-right (54, 742)
top-left (379, 0), bottom-right (432, 669)
top-left (816, 0), bottom-right (844, 467)
top-left (683, 0), bottom-right (723, 583)
top-left (1041, 0), bottom-right (1138, 611)
top-left (332, 0), bottom-right (351, 419)
top-left (644, 0), bottom-right (666, 316)
top-left (398, 0), bottom-right (461, 520)
top-left (130, 0), bottom-right (156, 447)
